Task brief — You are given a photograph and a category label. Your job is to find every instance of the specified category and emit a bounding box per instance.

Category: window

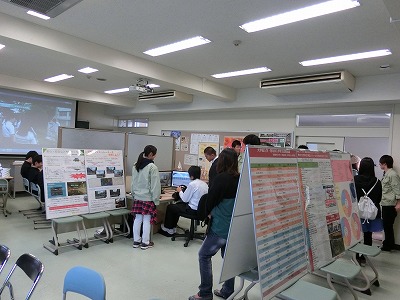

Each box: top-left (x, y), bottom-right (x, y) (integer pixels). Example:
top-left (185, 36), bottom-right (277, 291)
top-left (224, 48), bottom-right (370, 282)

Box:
top-left (296, 113), bottom-right (390, 127)
top-left (118, 118), bottom-right (148, 128)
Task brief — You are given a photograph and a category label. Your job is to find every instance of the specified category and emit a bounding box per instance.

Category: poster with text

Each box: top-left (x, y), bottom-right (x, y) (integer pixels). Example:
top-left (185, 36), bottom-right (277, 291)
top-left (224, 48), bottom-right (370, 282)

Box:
top-left (84, 149), bottom-right (126, 213)
top-left (297, 151), bottom-right (345, 271)
top-left (43, 148), bottom-right (89, 219)
top-left (249, 147), bottom-right (307, 299)
top-left (330, 152), bottom-right (362, 249)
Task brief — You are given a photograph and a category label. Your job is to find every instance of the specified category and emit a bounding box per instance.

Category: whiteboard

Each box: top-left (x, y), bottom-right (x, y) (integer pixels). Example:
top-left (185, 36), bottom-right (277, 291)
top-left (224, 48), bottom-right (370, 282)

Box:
top-left (126, 133), bottom-right (174, 176)
top-left (58, 127), bottom-right (126, 151)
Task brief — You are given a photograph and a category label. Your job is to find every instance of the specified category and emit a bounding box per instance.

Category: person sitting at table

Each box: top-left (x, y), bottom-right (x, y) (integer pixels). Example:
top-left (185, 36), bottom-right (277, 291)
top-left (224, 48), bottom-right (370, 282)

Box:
top-left (21, 150), bottom-right (39, 179)
top-left (27, 155), bottom-right (45, 203)
top-left (159, 166), bottom-right (208, 237)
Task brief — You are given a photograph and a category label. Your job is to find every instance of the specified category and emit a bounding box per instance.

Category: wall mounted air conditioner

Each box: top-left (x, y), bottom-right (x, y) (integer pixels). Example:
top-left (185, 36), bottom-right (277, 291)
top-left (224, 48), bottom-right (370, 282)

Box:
top-left (260, 71), bottom-right (355, 95)
top-left (138, 91), bottom-right (193, 105)
top-left (1, 0), bottom-right (83, 17)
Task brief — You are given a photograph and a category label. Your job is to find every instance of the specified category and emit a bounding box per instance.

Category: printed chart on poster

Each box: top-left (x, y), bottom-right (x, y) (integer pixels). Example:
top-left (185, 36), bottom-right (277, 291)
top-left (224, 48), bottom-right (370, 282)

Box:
top-left (43, 148), bottom-right (89, 219)
top-left (330, 152), bottom-right (362, 249)
top-left (297, 151), bottom-right (345, 271)
top-left (85, 149), bottom-right (126, 213)
top-left (249, 147), bottom-right (308, 299)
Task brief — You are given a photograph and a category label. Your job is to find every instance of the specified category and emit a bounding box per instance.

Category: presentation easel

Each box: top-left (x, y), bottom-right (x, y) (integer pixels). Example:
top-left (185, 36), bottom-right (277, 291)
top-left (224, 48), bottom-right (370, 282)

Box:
top-left (221, 146), bottom-right (362, 299)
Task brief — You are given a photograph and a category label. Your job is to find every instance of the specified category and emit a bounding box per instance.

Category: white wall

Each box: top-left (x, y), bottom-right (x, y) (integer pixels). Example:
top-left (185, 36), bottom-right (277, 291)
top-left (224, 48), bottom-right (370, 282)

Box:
top-left (77, 102), bottom-right (116, 130)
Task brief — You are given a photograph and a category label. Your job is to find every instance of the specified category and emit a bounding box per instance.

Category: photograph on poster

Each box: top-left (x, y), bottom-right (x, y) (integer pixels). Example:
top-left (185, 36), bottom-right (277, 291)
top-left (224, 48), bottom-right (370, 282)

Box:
top-left (87, 167), bottom-right (97, 175)
top-left (114, 169), bottom-right (123, 177)
top-left (115, 198), bottom-right (125, 208)
top-left (95, 190), bottom-right (107, 199)
top-left (96, 170), bottom-right (105, 178)
top-left (47, 182), bottom-right (67, 198)
top-left (106, 167), bottom-right (115, 174)
top-left (67, 181), bottom-right (87, 196)
top-left (101, 178), bottom-right (113, 186)
top-left (110, 189), bottom-right (120, 197)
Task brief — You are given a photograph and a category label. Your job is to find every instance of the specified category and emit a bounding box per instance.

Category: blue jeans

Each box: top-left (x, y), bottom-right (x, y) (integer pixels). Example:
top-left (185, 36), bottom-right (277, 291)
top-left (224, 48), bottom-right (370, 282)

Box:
top-left (198, 231), bottom-right (235, 298)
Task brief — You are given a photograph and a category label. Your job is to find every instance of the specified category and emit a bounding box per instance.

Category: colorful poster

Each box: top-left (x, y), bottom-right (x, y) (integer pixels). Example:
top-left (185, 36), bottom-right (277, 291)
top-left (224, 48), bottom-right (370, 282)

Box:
top-left (84, 149), bottom-right (126, 213)
top-left (249, 147), bottom-right (307, 299)
top-left (297, 151), bottom-right (345, 271)
top-left (330, 152), bottom-right (362, 249)
top-left (42, 148), bottom-right (89, 219)
top-left (259, 132), bottom-right (292, 148)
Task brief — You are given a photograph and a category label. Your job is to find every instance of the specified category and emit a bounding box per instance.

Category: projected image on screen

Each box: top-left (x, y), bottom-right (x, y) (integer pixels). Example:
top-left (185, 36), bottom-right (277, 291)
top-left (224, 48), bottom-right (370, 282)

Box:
top-left (171, 171), bottom-right (191, 187)
top-left (0, 88), bottom-right (76, 155)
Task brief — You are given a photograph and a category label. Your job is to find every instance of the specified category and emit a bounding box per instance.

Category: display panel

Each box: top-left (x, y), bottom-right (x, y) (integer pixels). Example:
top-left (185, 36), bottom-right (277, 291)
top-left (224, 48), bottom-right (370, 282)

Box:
top-left (0, 88), bottom-right (76, 155)
top-left (171, 170), bottom-right (191, 187)
top-left (159, 171), bottom-right (172, 187)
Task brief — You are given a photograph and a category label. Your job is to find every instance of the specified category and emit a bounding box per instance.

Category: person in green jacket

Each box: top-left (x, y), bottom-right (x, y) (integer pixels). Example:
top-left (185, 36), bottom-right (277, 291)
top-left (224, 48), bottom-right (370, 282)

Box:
top-left (379, 155), bottom-right (400, 251)
top-left (131, 145), bottom-right (161, 250)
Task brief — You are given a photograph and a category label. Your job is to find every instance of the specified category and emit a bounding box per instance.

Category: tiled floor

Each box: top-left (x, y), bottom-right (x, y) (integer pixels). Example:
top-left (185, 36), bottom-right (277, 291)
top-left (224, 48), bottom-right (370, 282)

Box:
top-left (1, 194), bottom-right (400, 300)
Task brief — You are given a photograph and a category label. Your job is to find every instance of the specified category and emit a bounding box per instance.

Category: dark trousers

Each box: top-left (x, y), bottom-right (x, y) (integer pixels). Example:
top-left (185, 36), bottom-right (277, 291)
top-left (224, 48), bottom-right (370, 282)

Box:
top-left (163, 202), bottom-right (197, 229)
top-left (382, 206), bottom-right (397, 249)
top-left (364, 232), bottom-right (372, 246)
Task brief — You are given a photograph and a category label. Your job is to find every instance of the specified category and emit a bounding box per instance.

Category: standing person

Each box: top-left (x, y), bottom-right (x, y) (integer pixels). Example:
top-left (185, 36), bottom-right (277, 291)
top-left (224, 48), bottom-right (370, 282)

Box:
top-left (238, 134), bottom-right (261, 172)
top-left (351, 154), bottom-right (361, 176)
top-left (379, 155), bottom-right (400, 251)
top-left (131, 145), bottom-right (161, 250)
top-left (21, 150), bottom-right (39, 178)
top-left (189, 148), bottom-right (240, 300)
top-left (159, 166), bottom-right (208, 237)
top-left (231, 140), bottom-right (241, 156)
top-left (354, 157), bottom-right (382, 264)
top-left (204, 146), bottom-right (218, 187)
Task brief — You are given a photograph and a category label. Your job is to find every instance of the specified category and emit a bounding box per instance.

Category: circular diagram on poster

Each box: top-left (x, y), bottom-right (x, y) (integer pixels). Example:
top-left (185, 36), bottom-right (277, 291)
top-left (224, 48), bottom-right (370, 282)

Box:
top-left (351, 213), bottom-right (362, 241)
top-left (341, 189), bottom-right (352, 217)
top-left (349, 182), bottom-right (357, 202)
top-left (341, 217), bottom-right (352, 246)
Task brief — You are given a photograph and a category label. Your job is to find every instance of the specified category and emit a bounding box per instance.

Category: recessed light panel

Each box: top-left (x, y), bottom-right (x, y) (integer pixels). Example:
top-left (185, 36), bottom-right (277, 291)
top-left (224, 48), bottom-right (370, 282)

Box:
top-left (0, 44), bottom-right (5, 50)
top-left (44, 74), bottom-right (74, 82)
top-left (240, 0), bottom-right (360, 33)
top-left (212, 67), bottom-right (271, 79)
top-left (78, 67), bottom-right (98, 74)
top-left (144, 36), bottom-right (211, 56)
top-left (104, 88), bottom-right (129, 94)
top-left (300, 49), bottom-right (392, 66)
top-left (27, 10), bottom-right (50, 20)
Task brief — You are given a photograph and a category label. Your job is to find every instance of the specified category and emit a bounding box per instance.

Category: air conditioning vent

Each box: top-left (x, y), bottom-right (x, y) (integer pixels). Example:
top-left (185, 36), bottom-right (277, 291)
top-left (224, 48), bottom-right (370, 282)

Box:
top-left (2, 0), bottom-right (83, 18)
top-left (138, 91), bottom-right (193, 105)
top-left (260, 71), bottom-right (355, 95)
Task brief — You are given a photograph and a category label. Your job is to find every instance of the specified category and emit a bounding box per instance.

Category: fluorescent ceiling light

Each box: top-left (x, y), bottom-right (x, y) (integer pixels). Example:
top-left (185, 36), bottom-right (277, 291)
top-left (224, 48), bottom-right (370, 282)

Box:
top-left (44, 74), bottom-right (74, 82)
top-left (240, 0), bottom-right (360, 33)
top-left (27, 10), bottom-right (50, 20)
top-left (78, 67), bottom-right (98, 74)
top-left (147, 84), bottom-right (160, 88)
top-left (300, 49), bottom-right (392, 66)
top-left (0, 44), bottom-right (5, 50)
top-left (144, 36), bottom-right (211, 56)
top-left (104, 88), bottom-right (129, 94)
top-left (212, 67), bottom-right (271, 79)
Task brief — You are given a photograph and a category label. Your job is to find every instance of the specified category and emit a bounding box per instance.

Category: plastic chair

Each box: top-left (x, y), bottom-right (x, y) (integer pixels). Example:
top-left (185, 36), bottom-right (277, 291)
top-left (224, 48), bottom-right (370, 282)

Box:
top-left (22, 178), bottom-right (31, 193)
top-left (63, 266), bottom-right (106, 300)
top-left (0, 253), bottom-right (44, 300)
top-left (0, 245), bottom-right (11, 274)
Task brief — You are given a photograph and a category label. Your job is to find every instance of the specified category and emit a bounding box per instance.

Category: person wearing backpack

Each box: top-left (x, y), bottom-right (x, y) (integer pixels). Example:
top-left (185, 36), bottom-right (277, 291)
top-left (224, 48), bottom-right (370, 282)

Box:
top-left (354, 157), bottom-right (382, 264)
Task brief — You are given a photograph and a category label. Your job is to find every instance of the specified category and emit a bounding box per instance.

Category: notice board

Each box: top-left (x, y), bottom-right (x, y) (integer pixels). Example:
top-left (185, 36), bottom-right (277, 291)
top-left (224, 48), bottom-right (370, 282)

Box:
top-left (220, 146), bottom-right (361, 299)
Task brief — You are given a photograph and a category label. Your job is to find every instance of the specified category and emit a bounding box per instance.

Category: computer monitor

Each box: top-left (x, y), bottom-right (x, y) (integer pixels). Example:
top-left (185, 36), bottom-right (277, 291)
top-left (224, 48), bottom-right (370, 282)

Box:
top-left (159, 171), bottom-right (172, 187)
top-left (171, 170), bottom-right (191, 187)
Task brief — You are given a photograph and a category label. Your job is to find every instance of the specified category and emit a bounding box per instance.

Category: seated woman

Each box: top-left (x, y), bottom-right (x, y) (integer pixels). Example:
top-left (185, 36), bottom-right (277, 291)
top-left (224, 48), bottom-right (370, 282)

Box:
top-left (159, 166), bottom-right (208, 237)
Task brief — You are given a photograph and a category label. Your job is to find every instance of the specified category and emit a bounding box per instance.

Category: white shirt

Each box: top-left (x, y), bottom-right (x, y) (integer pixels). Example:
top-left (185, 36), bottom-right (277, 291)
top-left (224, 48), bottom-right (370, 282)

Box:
top-left (179, 178), bottom-right (209, 210)
top-left (2, 120), bottom-right (15, 137)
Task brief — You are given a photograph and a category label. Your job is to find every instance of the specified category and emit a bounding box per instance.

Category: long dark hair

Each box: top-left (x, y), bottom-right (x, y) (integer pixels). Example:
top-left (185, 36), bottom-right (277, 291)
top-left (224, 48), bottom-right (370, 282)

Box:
top-left (135, 145), bottom-right (157, 171)
top-left (358, 157), bottom-right (376, 177)
top-left (216, 148), bottom-right (239, 176)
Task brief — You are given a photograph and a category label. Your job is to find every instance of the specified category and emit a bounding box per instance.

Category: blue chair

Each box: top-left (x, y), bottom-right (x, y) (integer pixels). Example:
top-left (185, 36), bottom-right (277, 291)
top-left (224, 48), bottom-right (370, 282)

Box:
top-left (0, 245), bottom-right (11, 274)
top-left (63, 266), bottom-right (106, 300)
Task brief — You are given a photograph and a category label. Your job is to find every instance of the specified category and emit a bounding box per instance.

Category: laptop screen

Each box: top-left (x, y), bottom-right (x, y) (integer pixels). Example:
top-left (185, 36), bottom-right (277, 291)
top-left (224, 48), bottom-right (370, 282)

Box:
top-left (171, 171), bottom-right (191, 187)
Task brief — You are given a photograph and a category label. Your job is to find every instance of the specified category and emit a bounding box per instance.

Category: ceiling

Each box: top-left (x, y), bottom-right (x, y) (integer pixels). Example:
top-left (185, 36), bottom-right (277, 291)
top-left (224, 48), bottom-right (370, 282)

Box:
top-left (0, 0), bottom-right (399, 109)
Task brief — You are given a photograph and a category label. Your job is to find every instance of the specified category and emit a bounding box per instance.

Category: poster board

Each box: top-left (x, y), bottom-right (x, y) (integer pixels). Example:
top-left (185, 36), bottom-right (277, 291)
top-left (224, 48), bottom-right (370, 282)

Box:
top-left (43, 148), bottom-right (126, 219)
top-left (221, 146), bottom-right (361, 299)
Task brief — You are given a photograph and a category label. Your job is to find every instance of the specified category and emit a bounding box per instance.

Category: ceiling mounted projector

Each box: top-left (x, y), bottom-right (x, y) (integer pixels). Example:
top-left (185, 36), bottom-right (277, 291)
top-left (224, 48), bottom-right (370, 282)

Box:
top-left (129, 78), bottom-right (154, 94)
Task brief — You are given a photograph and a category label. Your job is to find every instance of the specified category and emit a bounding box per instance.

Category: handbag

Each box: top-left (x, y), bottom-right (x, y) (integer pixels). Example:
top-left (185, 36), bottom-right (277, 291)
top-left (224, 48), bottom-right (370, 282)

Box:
top-left (358, 179), bottom-right (378, 223)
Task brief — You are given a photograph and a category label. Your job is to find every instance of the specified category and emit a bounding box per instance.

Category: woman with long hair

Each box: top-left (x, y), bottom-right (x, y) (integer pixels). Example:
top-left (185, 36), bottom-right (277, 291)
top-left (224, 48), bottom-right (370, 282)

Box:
top-left (189, 148), bottom-right (240, 300)
top-left (131, 145), bottom-right (161, 250)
